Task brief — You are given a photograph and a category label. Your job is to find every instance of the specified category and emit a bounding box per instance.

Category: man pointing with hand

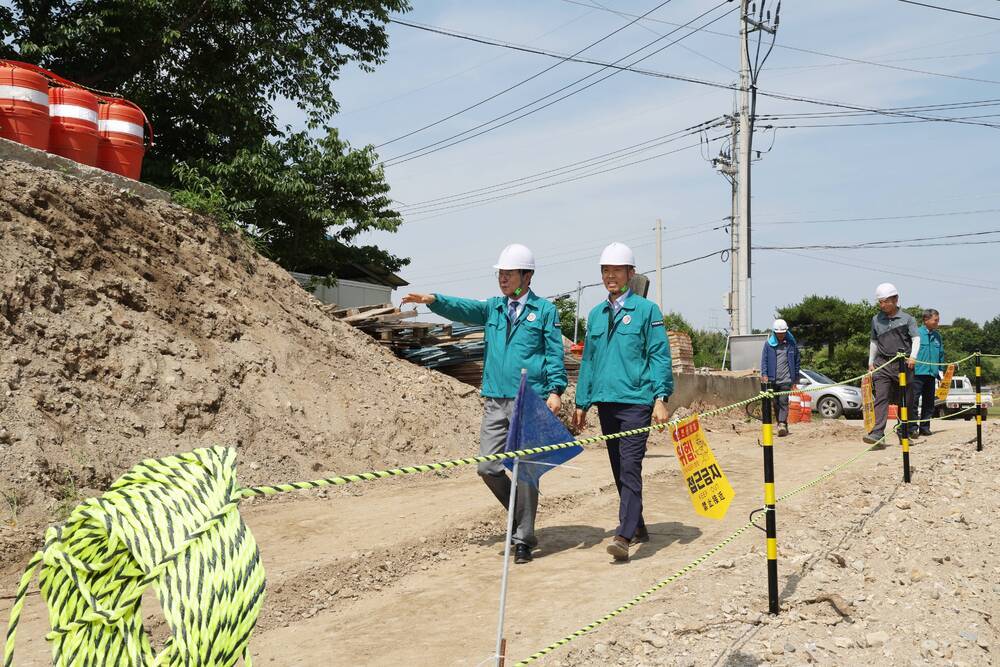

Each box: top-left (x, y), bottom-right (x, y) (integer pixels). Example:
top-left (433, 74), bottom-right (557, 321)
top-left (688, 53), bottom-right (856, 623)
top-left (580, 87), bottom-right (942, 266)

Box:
top-left (401, 244), bottom-right (566, 564)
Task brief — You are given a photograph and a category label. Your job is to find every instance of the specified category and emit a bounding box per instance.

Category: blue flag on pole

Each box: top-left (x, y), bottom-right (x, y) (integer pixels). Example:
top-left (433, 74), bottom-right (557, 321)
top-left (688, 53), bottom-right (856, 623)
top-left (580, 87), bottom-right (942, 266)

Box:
top-left (503, 374), bottom-right (583, 488)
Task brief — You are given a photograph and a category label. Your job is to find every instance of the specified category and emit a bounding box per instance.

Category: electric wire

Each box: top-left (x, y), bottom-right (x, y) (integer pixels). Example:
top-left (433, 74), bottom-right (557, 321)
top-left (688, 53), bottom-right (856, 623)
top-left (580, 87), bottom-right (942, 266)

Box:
top-left (382, 2), bottom-right (736, 166)
top-left (379, 0), bottom-right (677, 149)
top-left (896, 0), bottom-right (1000, 21)
top-left (561, 0), bottom-right (1000, 83)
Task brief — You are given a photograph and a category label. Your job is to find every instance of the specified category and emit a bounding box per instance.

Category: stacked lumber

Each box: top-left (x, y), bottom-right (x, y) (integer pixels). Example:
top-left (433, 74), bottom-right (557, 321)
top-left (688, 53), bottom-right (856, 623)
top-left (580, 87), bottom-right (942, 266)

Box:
top-left (326, 303), bottom-right (581, 389)
top-left (323, 303), bottom-right (439, 351)
top-left (668, 330), bottom-right (696, 375)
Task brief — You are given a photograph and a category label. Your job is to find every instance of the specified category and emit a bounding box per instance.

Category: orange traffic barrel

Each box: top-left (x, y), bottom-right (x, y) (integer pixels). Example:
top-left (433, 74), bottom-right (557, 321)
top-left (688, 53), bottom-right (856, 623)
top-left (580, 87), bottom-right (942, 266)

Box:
top-left (888, 404), bottom-right (898, 421)
top-left (0, 63), bottom-right (50, 150)
top-left (97, 100), bottom-right (145, 179)
top-left (799, 392), bottom-right (812, 422)
top-left (570, 342), bottom-right (584, 357)
top-left (48, 87), bottom-right (99, 165)
top-left (788, 393), bottom-right (801, 424)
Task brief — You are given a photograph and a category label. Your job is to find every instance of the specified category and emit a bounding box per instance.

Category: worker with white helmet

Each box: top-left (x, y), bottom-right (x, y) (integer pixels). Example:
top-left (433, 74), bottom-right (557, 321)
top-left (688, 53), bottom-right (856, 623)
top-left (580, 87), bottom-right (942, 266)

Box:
top-left (572, 242), bottom-right (673, 562)
top-left (401, 244), bottom-right (567, 564)
top-left (865, 282), bottom-right (920, 445)
top-left (760, 318), bottom-right (800, 437)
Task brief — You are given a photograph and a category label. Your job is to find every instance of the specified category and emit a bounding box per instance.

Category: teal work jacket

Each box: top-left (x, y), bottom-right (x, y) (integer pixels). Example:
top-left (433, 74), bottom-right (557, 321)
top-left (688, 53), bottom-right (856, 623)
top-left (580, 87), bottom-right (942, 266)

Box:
top-left (575, 292), bottom-right (673, 409)
top-left (429, 291), bottom-right (567, 399)
top-left (914, 324), bottom-right (945, 377)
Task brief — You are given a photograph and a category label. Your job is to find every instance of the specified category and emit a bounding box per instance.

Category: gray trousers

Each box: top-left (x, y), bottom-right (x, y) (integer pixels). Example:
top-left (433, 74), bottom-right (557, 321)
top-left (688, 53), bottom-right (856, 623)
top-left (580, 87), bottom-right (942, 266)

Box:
top-left (872, 368), bottom-right (912, 436)
top-left (773, 382), bottom-right (792, 424)
top-left (479, 398), bottom-right (539, 547)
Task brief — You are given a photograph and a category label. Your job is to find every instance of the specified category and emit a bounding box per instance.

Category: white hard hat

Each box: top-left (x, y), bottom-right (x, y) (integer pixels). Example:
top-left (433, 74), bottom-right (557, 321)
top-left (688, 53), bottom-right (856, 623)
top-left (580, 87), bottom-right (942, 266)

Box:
top-left (772, 318), bottom-right (788, 333)
top-left (494, 244), bottom-right (535, 271)
top-left (875, 282), bottom-right (898, 300)
top-left (599, 242), bottom-right (636, 267)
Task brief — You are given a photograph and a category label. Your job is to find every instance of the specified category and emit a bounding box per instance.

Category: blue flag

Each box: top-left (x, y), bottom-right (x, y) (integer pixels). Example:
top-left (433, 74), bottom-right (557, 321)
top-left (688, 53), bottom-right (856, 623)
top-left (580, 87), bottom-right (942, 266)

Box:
top-left (503, 374), bottom-right (583, 488)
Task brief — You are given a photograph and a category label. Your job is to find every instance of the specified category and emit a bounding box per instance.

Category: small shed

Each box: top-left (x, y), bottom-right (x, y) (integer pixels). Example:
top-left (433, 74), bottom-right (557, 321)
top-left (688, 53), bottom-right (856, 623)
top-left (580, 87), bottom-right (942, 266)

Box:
top-left (290, 264), bottom-right (408, 308)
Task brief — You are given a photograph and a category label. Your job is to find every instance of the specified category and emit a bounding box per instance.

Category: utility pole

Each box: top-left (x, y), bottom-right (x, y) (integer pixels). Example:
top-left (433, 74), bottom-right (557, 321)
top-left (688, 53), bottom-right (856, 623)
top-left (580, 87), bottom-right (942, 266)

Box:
top-left (655, 218), bottom-right (663, 312)
top-left (736, 0), bottom-right (752, 336)
top-left (573, 280), bottom-right (582, 343)
top-left (712, 100), bottom-right (739, 335)
top-left (711, 1), bottom-right (778, 337)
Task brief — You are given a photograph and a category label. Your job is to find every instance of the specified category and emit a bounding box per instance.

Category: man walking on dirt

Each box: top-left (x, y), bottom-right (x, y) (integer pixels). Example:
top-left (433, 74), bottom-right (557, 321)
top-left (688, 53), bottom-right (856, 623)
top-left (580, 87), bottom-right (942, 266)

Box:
top-left (760, 318), bottom-right (800, 437)
top-left (910, 308), bottom-right (945, 438)
top-left (865, 283), bottom-right (920, 446)
top-left (401, 244), bottom-right (566, 565)
top-left (572, 242), bottom-right (673, 562)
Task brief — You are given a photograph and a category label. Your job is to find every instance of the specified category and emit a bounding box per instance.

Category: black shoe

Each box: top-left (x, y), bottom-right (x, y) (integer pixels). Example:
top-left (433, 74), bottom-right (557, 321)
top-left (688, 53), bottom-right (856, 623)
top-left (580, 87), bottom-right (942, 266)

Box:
top-left (514, 543), bottom-right (533, 564)
top-left (631, 526), bottom-right (650, 545)
top-left (920, 429), bottom-right (933, 437)
top-left (777, 423), bottom-right (789, 437)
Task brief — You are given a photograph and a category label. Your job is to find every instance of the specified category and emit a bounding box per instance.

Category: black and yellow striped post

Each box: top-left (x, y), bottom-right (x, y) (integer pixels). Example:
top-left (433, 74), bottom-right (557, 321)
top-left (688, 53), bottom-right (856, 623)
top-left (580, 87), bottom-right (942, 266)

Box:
top-left (898, 357), bottom-right (911, 483)
top-left (760, 382), bottom-right (779, 615)
top-left (975, 352), bottom-right (983, 452)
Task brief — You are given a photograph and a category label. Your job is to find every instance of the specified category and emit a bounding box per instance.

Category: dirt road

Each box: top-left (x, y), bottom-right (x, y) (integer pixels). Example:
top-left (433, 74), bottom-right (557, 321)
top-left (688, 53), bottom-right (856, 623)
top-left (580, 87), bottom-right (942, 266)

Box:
top-left (3, 417), bottom-right (995, 666)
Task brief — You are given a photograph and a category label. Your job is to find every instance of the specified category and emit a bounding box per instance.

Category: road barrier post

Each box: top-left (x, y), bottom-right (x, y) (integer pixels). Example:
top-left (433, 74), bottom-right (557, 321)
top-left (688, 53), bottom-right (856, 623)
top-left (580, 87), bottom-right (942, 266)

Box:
top-left (760, 382), bottom-right (779, 615)
top-left (898, 357), bottom-right (911, 483)
top-left (975, 352), bottom-right (983, 452)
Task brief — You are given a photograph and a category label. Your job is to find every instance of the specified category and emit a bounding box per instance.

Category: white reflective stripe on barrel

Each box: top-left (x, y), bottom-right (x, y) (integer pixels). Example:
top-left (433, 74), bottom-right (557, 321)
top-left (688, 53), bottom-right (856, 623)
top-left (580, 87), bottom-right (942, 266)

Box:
top-left (0, 85), bottom-right (49, 107)
top-left (49, 104), bottom-right (98, 124)
top-left (98, 119), bottom-right (144, 137)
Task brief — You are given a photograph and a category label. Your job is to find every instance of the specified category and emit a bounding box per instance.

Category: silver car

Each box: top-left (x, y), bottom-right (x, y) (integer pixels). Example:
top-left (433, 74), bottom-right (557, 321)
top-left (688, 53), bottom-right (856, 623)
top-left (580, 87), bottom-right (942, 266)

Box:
top-left (797, 368), bottom-right (863, 419)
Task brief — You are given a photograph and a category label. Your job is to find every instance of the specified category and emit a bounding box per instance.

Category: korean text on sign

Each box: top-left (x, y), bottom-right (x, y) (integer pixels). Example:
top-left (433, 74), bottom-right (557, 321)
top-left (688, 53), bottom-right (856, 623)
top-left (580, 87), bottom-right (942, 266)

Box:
top-left (669, 415), bottom-right (735, 520)
top-left (862, 375), bottom-right (876, 434)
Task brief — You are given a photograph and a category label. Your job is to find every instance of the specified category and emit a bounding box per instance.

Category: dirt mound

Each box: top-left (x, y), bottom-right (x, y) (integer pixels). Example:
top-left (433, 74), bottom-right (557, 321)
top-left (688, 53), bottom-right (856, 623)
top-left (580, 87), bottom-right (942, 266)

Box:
top-left (0, 160), bottom-right (484, 562)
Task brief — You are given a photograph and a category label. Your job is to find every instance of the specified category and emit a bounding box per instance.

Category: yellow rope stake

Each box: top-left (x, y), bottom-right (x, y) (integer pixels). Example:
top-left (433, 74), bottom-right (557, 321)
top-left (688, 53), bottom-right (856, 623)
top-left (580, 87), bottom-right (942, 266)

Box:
top-left (4, 447), bottom-right (265, 667)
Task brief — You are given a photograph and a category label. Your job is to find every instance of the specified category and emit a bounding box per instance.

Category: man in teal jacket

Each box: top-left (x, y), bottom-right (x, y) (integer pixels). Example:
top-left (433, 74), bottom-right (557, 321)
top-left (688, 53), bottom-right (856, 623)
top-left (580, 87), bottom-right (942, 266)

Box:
top-left (402, 244), bottom-right (567, 564)
top-left (909, 308), bottom-right (945, 438)
top-left (572, 242), bottom-right (673, 562)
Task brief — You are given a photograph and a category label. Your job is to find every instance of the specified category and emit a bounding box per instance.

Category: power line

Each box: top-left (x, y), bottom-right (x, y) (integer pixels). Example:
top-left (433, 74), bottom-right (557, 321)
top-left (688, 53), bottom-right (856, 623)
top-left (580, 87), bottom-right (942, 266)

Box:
top-left (382, 2), bottom-right (736, 166)
top-left (896, 0), bottom-right (1000, 21)
top-left (755, 228), bottom-right (1000, 250)
top-left (380, 0), bottom-right (677, 149)
top-left (396, 117), bottom-right (724, 213)
top-left (380, 19), bottom-right (1000, 131)
top-left (771, 250), bottom-right (1000, 292)
top-left (561, 0), bottom-right (1000, 84)
top-left (402, 137), bottom-right (724, 222)
top-left (765, 112), bottom-right (1000, 128)
top-left (757, 208), bottom-right (1000, 226)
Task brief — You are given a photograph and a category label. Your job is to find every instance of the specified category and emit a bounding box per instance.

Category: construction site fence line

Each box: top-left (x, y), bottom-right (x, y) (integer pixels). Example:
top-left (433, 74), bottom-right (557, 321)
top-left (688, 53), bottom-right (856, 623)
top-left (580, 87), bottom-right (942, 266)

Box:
top-left (515, 428), bottom-right (898, 665)
top-left (239, 352), bottom-right (989, 498)
top-left (518, 398), bottom-right (988, 666)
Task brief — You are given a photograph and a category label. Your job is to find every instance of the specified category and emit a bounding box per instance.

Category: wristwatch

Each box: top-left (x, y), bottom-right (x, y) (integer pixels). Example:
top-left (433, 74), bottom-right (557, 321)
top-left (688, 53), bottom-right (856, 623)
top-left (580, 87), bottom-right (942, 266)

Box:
top-left (656, 395), bottom-right (669, 403)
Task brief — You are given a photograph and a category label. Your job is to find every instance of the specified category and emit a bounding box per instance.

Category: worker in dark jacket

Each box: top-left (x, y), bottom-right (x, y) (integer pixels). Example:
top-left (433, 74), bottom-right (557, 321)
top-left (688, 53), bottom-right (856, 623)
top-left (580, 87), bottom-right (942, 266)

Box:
top-left (760, 318), bottom-right (800, 437)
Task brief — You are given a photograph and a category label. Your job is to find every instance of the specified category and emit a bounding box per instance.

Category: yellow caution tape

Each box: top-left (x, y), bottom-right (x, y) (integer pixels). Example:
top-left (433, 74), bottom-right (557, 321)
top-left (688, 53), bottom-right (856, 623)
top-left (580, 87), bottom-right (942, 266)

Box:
top-left (4, 447), bottom-right (264, 667)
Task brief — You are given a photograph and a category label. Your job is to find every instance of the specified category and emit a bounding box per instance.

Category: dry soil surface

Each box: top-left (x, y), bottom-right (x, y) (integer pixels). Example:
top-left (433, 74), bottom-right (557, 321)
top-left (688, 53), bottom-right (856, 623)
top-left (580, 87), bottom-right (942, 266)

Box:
top-left (4, 416), bottom-right (995, 666)
top-left (0, 160), bottom-right (484, 562)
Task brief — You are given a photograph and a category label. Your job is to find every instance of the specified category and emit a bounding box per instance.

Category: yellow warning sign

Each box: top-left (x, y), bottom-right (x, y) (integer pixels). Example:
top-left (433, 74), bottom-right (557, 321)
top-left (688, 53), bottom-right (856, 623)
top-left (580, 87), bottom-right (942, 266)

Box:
top-left (669, 415), bottom-right (735, 520)
top-left (862, 375), bottom-right (876, 434)
top-left (936, 364), bottom-right (955, 401)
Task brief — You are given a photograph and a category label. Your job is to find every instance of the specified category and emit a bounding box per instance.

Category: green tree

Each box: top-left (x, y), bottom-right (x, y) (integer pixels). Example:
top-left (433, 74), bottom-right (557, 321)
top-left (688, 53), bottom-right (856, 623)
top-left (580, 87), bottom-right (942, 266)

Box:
top-left (1, 0), bottom-right (411, 276)
top-left (777, 295), bottom-right (869, 359)
top-left (553, 296), bottom-right (586, 342)
top-left (173, 129), bottom-right (404, 274)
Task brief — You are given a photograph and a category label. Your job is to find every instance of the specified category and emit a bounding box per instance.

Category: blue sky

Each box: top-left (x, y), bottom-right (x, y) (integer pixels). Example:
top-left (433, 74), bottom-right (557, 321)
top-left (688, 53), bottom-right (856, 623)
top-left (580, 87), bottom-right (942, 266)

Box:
top-left (277, 0), bottom-right (1000, 330)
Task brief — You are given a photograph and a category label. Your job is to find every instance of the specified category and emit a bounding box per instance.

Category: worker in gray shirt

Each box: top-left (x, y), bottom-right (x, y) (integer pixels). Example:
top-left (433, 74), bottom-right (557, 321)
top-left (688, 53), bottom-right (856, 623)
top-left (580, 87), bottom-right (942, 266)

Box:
top-left (865, 283), bottom-right (920, 445)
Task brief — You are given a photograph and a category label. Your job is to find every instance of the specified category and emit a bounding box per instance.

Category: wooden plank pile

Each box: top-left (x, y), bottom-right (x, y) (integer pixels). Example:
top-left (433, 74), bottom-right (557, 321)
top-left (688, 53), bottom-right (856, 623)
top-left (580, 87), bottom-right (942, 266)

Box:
top-left (668, 330), bottom-right (696, 375)
top-left (325, 302), bottom-right (583, 389)
top-left (323, 303), bottom-right (441, 351)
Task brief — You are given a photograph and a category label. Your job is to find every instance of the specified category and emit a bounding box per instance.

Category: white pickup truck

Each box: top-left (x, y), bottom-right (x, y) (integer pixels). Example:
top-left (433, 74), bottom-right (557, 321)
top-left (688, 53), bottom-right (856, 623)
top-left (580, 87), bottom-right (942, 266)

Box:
top-left (935, 376), bottom-right (993, 419)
